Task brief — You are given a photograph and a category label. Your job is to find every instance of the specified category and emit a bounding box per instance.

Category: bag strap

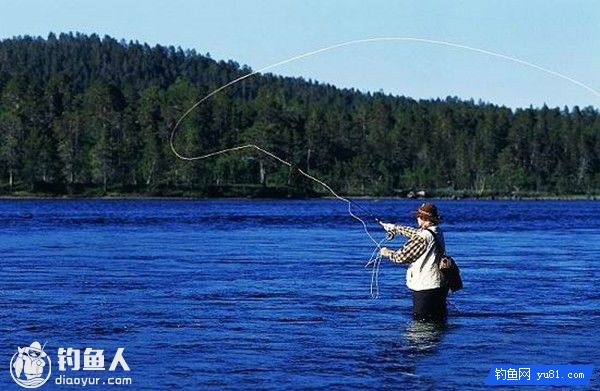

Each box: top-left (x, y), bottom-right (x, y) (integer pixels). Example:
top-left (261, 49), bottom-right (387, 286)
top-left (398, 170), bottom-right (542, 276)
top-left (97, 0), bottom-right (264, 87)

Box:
top-left (425, 228), bottom-right (446, 255)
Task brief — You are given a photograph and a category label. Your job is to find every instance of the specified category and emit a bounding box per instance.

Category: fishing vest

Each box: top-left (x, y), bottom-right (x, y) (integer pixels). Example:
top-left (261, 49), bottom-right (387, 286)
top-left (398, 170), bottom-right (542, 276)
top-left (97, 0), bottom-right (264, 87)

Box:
top-left (406, 226), bottom-right (446, 291)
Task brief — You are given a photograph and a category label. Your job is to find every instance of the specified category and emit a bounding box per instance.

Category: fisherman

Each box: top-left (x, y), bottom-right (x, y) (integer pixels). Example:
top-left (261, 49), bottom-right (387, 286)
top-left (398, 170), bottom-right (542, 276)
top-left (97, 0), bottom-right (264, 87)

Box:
top-left (379, 203), bottom-right (449, 322)
top-left (12, 341), bottom-right (47, 380)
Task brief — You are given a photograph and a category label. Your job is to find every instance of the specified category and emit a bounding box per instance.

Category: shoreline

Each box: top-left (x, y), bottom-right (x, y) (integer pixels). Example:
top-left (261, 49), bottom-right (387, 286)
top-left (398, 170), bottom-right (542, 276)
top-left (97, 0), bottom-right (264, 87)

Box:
top-left (0, 193), bottom-right (597, 201)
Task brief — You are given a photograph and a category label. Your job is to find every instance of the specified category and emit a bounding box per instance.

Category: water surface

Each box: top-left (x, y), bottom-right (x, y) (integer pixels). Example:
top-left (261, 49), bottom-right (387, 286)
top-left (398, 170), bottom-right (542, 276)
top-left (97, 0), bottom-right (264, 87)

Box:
top-left (0, 199), bottom-right (598, 389)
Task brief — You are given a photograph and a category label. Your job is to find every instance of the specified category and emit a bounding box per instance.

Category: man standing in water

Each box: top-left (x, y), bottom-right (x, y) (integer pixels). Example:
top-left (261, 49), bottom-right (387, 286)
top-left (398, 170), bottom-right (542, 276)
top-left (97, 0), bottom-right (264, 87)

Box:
top-left (379, 203), bottom-right (449, 322)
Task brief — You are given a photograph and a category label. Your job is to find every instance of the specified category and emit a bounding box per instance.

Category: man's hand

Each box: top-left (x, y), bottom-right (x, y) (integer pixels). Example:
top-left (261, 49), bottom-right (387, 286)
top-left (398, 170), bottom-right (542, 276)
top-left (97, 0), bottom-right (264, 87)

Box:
top-left (380, 247), bottom-right (394, 258)
top-left (379, 222), bottom-right (395, 232)
top-left (379, 222), bottom-right (396, 240)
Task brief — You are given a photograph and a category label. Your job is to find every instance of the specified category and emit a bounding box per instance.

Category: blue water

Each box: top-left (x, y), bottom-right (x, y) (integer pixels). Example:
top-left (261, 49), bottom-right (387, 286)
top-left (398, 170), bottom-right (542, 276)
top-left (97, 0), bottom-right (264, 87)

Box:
top-left (0, 199), bottom-right (599, 389)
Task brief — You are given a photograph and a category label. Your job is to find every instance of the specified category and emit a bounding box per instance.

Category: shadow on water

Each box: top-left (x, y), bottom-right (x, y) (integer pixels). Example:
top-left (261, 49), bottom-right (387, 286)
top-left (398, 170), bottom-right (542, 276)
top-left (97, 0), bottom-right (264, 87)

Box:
top-left (371, 319), bottom-right (450, 388)
top-left (403, 320), bottom-right (449, 356)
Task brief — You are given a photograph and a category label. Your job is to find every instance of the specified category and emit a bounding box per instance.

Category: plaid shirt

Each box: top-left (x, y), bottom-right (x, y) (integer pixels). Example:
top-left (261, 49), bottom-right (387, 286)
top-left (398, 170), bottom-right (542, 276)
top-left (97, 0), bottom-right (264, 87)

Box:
top-left (388, 225), bottom-right (427, 264)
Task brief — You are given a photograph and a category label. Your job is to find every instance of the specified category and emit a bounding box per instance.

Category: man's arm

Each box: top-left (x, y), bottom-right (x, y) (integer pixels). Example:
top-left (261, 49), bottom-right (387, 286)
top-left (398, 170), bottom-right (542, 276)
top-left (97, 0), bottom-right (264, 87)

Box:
top-left (388, 224), bottom-right (419, 238)
top-left (389, 235), bottom-right (427, 264)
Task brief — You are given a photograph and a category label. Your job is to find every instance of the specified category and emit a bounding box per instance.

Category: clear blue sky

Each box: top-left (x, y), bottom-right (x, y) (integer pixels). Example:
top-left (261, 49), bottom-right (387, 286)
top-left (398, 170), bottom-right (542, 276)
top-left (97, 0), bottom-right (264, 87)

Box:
top-left (1, 0), bottom-right (599, 109)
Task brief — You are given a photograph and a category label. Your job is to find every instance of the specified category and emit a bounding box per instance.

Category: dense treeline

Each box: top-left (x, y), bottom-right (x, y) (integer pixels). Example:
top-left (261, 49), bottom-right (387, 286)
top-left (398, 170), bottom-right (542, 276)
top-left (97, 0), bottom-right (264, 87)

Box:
top-left (0, 33), bottom-right (598, 197)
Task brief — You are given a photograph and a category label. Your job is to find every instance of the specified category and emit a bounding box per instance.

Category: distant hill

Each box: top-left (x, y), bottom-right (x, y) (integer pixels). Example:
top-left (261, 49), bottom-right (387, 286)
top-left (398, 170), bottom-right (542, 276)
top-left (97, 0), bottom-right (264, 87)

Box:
top-left (0, 33), bottom-right (598, 197)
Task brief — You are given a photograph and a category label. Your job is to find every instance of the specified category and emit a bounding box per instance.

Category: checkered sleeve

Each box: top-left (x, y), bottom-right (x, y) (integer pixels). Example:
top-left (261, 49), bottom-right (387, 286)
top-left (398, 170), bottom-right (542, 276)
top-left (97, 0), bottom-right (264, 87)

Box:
top-left (390, 225), bottom-right (419, 238)
top-left (389, 235), bottom-right (427, 264)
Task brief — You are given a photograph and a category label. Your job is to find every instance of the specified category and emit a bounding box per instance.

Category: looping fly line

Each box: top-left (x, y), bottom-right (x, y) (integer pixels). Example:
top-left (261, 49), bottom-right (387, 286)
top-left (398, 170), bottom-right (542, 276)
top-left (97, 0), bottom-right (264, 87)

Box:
top-left (170, 37), bottom-right (600, 298)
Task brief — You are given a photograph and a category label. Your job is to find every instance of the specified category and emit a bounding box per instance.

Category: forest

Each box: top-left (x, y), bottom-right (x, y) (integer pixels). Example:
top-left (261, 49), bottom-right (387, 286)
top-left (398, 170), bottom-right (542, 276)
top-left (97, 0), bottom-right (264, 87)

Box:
top-left (0, 33), bottom-right (598, 198)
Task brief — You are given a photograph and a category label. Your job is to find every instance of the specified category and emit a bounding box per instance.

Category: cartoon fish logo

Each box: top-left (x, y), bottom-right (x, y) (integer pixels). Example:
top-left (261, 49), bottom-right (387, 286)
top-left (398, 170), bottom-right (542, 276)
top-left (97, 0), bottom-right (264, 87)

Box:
top-left (10, 341), bottom-right (52, 389)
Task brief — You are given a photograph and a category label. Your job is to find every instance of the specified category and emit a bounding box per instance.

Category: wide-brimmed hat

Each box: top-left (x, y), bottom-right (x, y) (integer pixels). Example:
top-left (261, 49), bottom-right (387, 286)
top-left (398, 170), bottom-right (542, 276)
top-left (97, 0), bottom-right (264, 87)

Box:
top-left (414, 203), bottom-right (441, 222)
top-left (23, 341), bottom-right (47, 357)
top-left (28, 342), bottom-right (43, 352)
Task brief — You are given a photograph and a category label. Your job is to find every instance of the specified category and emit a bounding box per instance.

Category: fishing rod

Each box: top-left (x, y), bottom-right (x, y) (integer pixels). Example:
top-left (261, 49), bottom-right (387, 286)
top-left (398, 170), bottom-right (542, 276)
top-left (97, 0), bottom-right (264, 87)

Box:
top-left (168, 36), bottom-right (600, 297)
top-left (346, 199), bottom-right (381, 223)
top-left (169, 35), bottom-right (600, 247)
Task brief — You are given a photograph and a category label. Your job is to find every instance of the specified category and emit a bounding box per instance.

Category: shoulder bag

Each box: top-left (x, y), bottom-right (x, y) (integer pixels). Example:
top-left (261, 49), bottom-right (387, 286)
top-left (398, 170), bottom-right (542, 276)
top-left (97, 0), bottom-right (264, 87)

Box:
top-left (426, 228), bottom-right (463, 292)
